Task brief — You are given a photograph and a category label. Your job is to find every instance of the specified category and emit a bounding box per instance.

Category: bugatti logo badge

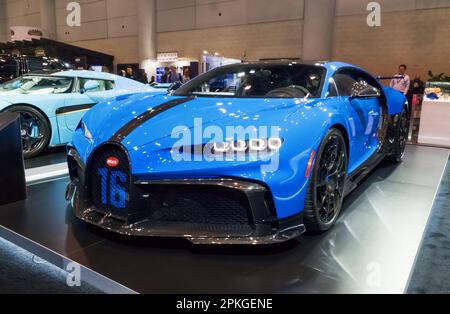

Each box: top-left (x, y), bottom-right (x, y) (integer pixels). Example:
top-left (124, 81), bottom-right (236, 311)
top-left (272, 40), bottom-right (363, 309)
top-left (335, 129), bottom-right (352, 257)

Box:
top-left (106, 157), bottom-right (120, 168)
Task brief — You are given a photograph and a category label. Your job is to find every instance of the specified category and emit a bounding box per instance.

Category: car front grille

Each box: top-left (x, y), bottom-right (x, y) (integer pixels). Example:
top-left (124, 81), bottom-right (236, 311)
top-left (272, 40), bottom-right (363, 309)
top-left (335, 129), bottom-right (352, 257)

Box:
top-left (87, 144), bottom-right (255, 235)
top-left (89, 144), bottom-right (131, 220)
top-left (140, 185), bottom-right (253, 226)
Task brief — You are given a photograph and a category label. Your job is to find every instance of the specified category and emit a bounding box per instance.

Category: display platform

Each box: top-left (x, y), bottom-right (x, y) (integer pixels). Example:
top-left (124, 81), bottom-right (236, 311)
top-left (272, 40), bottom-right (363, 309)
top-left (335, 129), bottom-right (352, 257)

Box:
top-left (24, 147), bottom-right (66, 170)
top-left (419, 98), bottom-right (450, 148)
top-left (24, 147), bottom-right (68, 184)
top-left (0, 113), bottom-right (26, 206)
top-left (0, 145), bottom-right (448, 294)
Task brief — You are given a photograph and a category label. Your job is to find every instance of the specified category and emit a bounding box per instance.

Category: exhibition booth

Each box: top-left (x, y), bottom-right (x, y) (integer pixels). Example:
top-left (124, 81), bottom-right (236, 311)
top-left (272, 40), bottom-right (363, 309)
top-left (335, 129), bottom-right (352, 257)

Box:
top-left (418, 82), bottom-right (450, 147)
top-left (153, 52), bottom-right (241, 83)
top-left (0, 56), bottom-right (449, 294)
top-left (0, 6), bottom-right (449, 293)
top-left (0, 38), bottom-right (115, 72)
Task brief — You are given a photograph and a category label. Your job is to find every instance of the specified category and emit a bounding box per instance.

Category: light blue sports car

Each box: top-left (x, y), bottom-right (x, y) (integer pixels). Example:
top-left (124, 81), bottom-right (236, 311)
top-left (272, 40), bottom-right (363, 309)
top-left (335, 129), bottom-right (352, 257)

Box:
top-left (0, 70), bottom-right (163, 158)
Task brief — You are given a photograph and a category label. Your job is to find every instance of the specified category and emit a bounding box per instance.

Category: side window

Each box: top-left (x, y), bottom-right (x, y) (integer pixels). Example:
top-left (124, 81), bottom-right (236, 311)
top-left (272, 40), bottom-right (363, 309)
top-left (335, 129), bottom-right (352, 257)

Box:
top-left (333, 69), bottom-right (382, 97)
top-left (327, 78), bottom-right (339, 97)
top-left (79, 79), bottom-right (106, 92)
top-left (105, 80), bottom-right (115, 90)
top-left (333, 71), bottom-right (358, 96)
top-left (357, 72), bottom-right (382, 94)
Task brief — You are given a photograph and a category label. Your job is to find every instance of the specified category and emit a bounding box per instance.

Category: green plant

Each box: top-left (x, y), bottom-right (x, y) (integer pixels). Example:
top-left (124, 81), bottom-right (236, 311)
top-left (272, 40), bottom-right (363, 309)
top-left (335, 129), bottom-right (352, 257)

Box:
top-left (428, 71), bottom-right (450, 82)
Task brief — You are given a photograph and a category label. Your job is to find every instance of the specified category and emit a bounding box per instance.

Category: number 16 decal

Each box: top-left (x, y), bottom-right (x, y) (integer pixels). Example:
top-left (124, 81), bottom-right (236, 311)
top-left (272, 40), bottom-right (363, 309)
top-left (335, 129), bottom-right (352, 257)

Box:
top-left (98, 168), bottom-right (127, 209)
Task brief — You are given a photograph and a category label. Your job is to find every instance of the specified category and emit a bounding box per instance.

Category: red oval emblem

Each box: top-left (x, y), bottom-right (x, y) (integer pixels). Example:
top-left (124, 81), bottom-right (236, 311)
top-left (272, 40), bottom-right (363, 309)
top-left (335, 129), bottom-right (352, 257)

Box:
top-left (106, 157), bottom-right (120, 168)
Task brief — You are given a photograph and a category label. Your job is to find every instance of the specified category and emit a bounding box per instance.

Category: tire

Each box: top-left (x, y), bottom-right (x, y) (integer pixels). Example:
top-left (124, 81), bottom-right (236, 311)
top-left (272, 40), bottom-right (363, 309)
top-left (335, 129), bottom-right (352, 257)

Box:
top-left (304, 129), bottom-right (348, 233)
top-left (4, 106), bottom-right (51, 159)
top-left (389, 107), bottom-right (409, 163)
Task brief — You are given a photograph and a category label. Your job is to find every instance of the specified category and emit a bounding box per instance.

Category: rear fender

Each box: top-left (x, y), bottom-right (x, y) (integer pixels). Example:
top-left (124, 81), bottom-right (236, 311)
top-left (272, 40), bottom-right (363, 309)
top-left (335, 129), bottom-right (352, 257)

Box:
top-left (383, 87), bottom-right (408, 115)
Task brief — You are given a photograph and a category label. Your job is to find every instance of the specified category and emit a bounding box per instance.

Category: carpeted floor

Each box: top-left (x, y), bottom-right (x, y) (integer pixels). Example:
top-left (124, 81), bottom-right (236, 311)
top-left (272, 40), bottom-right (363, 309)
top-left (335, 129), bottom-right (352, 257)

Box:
top-left (407, 159), bottom-right (450, 294)
top-left (0, 237), bottom-right (102, 294)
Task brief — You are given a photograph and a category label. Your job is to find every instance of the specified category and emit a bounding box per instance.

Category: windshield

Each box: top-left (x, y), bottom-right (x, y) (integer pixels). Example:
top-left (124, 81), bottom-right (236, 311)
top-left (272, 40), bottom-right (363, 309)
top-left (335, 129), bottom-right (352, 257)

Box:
top-left (0, 75), bottom-right (73, 94)
top-left (174, 64), bottom-right (326, 98)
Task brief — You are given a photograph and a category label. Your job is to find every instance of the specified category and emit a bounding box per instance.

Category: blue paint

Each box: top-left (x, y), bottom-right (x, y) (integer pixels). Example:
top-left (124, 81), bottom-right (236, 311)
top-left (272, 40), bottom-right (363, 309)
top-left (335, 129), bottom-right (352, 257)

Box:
top-left (110, 171), bottom-right (127, 209)
top-left (97, 168), bottom-right (109, 205)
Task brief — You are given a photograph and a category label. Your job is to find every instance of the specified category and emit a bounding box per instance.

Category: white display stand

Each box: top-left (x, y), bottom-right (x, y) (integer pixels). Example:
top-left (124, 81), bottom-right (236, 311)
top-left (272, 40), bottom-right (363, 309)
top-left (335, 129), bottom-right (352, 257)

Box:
top-left (418, 97), bottom-right (450, 147)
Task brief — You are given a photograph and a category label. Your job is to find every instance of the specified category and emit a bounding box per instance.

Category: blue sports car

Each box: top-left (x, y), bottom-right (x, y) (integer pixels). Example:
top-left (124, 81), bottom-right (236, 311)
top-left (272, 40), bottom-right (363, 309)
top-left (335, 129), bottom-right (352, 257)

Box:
top-left (66, 62), bottom-right (409, 245)
top-left (0, 70), bottom-right (160, 158)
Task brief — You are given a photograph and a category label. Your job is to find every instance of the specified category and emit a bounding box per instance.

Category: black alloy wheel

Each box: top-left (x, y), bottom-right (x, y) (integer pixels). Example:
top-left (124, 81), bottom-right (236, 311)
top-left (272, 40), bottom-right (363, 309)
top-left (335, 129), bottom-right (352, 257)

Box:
top-left (390, 108), bottom-right (409, 163)
top-left (5, 106), bottom-right (51, 159)
top-left (304, 129), bottom-right (348, 233)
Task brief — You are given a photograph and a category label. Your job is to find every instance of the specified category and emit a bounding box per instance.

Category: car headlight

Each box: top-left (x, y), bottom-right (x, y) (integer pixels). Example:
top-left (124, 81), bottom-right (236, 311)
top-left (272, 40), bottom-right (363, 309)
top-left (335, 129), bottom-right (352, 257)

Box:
top-left (80, 121), bottom-right (93, 140)
top-left (212, 138), bottom-right (283, 154)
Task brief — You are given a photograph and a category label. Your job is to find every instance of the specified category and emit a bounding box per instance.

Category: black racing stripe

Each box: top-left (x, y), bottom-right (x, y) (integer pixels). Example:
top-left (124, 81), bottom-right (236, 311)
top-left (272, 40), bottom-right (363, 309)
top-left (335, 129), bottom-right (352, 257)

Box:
top-left (56, 103), bottom-right (97, 115)
top-left (110, 96), bottom-right (195, 142)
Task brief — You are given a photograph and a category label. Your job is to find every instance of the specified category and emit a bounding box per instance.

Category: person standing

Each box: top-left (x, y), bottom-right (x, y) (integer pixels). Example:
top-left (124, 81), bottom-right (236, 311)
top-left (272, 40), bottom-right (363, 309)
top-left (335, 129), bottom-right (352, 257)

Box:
top-left (125, 67), bottom-right (137, 81)
top-left (161, 67), bottom-right (170, 83)
top-left (183, 67), bottom-right (191, 82)
top-left (169, 66), bottom-right (183, 83)
top-left (390, 64), bottom-right (411, 96)
top-left (411, 76), bottom-right (425, 95)
top-left (138, 69), bottom-right (148, 84)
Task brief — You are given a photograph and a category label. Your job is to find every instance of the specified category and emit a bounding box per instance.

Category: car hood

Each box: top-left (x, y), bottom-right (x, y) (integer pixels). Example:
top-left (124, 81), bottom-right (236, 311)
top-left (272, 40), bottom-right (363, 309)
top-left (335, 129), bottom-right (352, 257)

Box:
top-left (85, 94), bottom-right (317, 151)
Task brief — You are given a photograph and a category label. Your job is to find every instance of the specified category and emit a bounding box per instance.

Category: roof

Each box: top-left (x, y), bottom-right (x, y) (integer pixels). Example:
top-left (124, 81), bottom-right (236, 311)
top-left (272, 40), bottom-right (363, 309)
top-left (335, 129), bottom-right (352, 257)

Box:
top-left (51, 70), bottom-right (119, 80)
top-left (211, 60), bottom-right (359, 71)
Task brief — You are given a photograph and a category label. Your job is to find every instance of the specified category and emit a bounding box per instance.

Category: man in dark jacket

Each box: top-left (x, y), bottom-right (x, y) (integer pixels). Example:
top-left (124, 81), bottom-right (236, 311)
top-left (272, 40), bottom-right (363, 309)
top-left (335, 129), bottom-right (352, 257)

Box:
top-left (161, 67), bottom-right (170, 83)
top-left (125, 67), bottom-right (137, 81)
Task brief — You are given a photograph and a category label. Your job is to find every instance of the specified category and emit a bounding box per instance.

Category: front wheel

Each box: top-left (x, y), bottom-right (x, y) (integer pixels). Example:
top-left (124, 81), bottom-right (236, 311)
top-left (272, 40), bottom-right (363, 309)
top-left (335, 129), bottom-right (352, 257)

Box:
top-left (5, 106), bottom-right (51, 159)
top-left (304, 129), bottom-right (348, 233)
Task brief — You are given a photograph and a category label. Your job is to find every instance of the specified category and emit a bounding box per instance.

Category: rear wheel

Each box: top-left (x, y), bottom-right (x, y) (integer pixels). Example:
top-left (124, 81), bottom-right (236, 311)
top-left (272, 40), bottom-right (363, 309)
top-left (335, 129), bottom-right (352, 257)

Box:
top-left (304, 129), bottom-right (348, 233)
top-left (390, 108), bottom-right (409, 163)
top-left (5, 106), bottom-right (51, 159)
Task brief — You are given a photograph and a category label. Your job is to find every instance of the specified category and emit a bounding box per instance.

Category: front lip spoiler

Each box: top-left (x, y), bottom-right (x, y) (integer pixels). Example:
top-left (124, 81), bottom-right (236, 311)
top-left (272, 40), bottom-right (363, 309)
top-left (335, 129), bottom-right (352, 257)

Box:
top-left (66, 180), bottom-right (306, 245)
top-left (187, 224), bottom-right (306, 245)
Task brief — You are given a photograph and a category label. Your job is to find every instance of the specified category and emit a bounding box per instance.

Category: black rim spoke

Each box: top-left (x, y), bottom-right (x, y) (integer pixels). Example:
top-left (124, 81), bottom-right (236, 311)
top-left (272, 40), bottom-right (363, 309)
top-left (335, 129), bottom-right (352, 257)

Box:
top-left (315, 134), bottom-right (347, 224)
top-left (17, 112), bottom-right (44, 154)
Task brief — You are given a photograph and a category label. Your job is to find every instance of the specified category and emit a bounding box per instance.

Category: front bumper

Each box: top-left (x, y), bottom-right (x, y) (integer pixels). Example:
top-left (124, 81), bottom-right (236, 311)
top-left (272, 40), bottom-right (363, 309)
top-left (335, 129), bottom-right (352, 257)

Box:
top-left (66, 146), bottom-right (305, 245)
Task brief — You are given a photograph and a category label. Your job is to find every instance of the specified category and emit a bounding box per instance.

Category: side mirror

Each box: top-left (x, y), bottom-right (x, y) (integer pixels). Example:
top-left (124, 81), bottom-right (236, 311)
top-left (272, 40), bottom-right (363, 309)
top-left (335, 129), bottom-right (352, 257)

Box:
top-left (11, 81), bottom-right (23, 89)
top-left (350, 84), bottom-right (381, 99)
top-left (81, 80), bottom-right (100, 93)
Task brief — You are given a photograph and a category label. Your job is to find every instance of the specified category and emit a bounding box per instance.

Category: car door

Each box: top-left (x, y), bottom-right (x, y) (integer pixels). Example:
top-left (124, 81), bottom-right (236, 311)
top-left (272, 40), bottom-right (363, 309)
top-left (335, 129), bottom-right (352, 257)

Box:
top-left (62, 78), bottom-right (115, 134)
top-left (332, 69), bottom-right (383, 170)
